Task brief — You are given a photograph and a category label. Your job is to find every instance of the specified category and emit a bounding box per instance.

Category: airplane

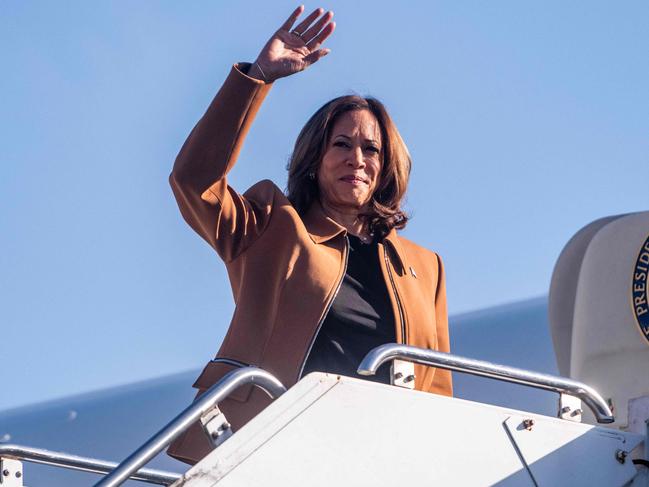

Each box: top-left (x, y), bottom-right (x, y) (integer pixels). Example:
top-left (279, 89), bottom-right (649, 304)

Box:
top-left (1, 211), bottom-right (647, 486)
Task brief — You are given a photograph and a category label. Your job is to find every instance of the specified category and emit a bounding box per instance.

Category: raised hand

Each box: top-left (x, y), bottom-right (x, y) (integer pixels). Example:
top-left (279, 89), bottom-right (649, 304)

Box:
top-left (248, 5), bottom-right (335, 82)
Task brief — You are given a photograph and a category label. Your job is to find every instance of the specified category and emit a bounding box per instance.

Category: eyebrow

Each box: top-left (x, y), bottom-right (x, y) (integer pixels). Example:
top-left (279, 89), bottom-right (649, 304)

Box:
top-left (333, 134), bottom-right (381, 146)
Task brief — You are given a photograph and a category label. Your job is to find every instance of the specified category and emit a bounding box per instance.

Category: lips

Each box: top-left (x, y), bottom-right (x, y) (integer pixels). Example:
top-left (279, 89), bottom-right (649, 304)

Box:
top-left (339, 175), bottom-right (368, 184)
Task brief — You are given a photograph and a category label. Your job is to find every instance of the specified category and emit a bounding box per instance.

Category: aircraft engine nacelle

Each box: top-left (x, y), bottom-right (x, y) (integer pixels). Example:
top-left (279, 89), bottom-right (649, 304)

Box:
top-left (549, 211), bottom-right (649, 431)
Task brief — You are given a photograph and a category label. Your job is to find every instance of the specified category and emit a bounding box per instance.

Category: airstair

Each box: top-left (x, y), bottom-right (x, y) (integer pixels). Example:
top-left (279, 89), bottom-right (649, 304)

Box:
top-left (3, 211), bottom-right (649, 486)
top-left (2, 344), bottom-right (647, 486)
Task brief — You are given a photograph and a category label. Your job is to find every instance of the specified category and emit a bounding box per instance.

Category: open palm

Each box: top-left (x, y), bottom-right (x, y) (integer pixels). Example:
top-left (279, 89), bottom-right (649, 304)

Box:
top-left (253, 6), bottom-right (336, 82)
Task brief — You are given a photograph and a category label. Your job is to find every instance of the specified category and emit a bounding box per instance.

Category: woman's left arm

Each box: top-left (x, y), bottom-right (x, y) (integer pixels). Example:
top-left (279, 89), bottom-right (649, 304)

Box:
top-left (429, 253), bottom-right (453, 396)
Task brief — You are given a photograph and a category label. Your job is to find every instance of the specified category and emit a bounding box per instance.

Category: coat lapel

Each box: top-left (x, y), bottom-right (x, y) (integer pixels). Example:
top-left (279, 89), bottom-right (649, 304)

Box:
top-left (383, 228), bottom-right (407, 275)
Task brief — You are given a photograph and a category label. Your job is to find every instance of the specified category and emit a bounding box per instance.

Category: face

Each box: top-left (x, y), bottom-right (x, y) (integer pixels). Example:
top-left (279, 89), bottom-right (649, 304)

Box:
top-left (317, 109), bottom-right (383, 213)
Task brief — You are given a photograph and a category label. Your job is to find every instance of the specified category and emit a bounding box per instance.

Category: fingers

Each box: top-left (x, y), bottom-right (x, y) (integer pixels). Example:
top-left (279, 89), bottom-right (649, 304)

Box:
top-left (292, 7), bottom-right (324, 35)
top-left (276, 5), bottom-right (335, 72)
top-left (301, 10), bottom-right (333, 44)
top-left (279, 5), bottom-right (304, 32)
top-left (306, 20), bottom-right (335, 51)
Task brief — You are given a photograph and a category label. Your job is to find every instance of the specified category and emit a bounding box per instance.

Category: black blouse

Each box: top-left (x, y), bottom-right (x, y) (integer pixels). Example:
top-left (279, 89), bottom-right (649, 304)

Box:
top-left (302, 234), bottom-right (396, 384)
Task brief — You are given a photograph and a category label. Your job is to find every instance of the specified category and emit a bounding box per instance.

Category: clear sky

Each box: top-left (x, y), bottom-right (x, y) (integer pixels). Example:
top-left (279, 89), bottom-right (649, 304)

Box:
top-left (1, 1), bottom-right (647, 411)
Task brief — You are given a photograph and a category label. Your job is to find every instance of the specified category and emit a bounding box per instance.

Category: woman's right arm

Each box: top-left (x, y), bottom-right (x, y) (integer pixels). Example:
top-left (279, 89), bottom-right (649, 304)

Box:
top-left (169, 63), bottom-right (272, 262)
top-left (169, 6), bottom-right (335, 262)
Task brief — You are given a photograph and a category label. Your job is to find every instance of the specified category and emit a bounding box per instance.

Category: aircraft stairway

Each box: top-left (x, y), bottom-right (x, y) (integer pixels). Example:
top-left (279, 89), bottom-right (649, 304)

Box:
top-left (5, 213), bottom-right (649, 486)
top-left (3, 344), bottom-right (647, 486)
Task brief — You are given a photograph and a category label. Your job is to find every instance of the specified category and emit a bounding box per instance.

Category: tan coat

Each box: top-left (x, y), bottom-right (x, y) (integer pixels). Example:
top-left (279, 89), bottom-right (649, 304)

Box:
top-left (167, 63), bottom-right (452, 465)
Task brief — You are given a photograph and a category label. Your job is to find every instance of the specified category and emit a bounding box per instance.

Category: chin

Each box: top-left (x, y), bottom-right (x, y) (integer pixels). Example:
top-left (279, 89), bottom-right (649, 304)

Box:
top-left (335, 198), bottom-right (370, 211)
top-left (340, 190), bottom-right (371, 205)
top-left (323, 187), bottom-right (373, 212)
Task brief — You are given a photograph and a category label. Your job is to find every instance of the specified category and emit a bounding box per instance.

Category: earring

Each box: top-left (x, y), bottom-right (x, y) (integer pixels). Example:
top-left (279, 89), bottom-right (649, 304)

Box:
top-left (308, 171), bottom-right (316, 180)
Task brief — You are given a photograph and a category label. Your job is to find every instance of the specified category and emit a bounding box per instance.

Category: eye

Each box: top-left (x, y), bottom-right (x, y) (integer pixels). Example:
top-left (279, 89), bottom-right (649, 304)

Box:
top-left (333, 140), bottom-right (350, 148)
top-left (365, 145), bottom-right (380, 153)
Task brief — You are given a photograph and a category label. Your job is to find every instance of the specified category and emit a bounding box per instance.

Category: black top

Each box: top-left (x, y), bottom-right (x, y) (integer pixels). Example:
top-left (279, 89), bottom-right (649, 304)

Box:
top-left (302, 234), bottom-right (396, 384)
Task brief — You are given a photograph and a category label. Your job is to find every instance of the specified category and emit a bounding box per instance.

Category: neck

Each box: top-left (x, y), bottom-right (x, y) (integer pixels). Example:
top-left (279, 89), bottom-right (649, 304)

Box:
top-left (320, 200), bottom-right (368, 240)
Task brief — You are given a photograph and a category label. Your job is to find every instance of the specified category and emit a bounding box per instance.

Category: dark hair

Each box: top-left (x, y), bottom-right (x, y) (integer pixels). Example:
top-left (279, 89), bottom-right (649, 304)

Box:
top-left (286, 95), bottom-right (411, 238)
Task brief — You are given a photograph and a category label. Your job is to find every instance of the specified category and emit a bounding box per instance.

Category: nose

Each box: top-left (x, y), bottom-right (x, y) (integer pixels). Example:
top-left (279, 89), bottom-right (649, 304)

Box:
top-left (347, 146), bottom-right (366, 168)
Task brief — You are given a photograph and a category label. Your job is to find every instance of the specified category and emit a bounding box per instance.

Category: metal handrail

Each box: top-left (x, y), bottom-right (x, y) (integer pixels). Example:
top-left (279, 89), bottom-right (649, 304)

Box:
top-left (0, 444), bottom-right (180, 484)
top-left (357, 343), bottom-right (614, 423)
top-left (95, 366), bottom-right (286, 487)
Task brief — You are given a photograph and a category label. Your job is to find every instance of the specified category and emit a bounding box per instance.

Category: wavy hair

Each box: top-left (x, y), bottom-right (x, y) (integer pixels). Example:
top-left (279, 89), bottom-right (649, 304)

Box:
top-left (286, 95), bottom-right (411, 238)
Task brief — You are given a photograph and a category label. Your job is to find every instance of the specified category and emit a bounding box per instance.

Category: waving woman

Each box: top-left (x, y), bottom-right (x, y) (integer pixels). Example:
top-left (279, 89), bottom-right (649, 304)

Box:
top-left (167, 5), bottom-right (452, 465)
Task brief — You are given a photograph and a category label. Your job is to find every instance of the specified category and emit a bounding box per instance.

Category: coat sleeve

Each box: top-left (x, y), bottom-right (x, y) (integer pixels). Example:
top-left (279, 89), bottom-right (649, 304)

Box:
top-left (169, 63), bottom-right (275, 263)
top-left (429, 253), bottom-right (453, 396)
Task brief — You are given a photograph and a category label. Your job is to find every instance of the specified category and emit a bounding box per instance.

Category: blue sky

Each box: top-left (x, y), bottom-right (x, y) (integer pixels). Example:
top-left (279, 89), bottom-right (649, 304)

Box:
top-left (1, 0), bottom-right (647, 411)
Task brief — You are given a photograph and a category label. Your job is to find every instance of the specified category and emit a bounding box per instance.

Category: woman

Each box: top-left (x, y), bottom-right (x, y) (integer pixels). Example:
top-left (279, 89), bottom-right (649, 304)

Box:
top-left (167, 6), bottom-right (452, 465)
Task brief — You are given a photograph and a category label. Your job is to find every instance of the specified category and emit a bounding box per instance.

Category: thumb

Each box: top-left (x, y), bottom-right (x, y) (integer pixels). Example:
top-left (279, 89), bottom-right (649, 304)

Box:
top-left (304, 48), bottom-right (331, 66)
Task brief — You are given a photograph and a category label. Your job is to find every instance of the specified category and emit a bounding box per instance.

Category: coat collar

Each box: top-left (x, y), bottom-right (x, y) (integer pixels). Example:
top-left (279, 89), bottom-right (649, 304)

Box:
top-left (303, 201), bottom-right (346, 244)
top-left (303, 202), bottom-right (406, 271)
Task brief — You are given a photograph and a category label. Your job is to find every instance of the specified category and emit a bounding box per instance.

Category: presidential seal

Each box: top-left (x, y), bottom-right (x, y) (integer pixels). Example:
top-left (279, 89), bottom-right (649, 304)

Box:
top-left (632, 234), bottom-right (649, 345)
